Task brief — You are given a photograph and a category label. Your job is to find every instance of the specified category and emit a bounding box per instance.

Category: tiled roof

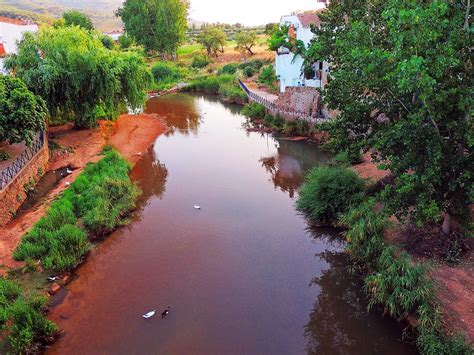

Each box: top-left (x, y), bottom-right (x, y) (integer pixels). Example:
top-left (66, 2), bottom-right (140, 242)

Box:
top-left (0, 16), bottom-right (35, 26)
top-left (297, 11), bottom-right (322, 28)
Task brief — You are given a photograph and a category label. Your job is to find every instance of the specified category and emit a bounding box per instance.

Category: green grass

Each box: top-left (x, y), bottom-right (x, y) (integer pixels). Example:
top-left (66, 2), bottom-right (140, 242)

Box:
top-left (177, 43), bottom-right (202, 58)
top-left (14, 149), bottom-right (140, 272)
top-left (185, 74), bottom-right (248, 104)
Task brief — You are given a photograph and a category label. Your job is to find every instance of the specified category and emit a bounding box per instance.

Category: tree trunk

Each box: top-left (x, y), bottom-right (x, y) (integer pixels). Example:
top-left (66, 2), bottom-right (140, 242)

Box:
top-left (442, 212), bottom-right (452, 236)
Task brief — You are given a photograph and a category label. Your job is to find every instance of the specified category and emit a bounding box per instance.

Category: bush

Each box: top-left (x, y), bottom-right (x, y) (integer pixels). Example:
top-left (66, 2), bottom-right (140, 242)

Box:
top-left (219, 63), bottom-right (239, 75)
top-left (151, 61), bottom-right (182, 83)
top-left (0, 279), bottom-right (57, 353)
top-left (258, 65), bottom-right (277, 89)
top-left (14, 149), bottom-right (140, 271)
top-left (0, 151), bottom-right (11, 162)
top-left (242, 102), bottom-right (266, 119)
top-left (283, 119), bottom-right (310, 136)
top-left (191, 54), bottom-right (211, 69)
top-left (263, 114), bottom-right (285, 129)
top-left (297, 166), bottom-right (366, 225)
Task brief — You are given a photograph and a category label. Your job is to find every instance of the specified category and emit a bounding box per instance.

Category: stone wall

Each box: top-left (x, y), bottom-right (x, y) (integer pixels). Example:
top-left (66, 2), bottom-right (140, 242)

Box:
top-left (0, 140), bottom-right (49, 227)
top-left (274, 87), bottom-right (320, 118)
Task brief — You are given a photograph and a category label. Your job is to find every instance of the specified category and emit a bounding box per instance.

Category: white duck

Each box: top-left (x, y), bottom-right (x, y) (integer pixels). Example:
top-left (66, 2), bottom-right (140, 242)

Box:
top-left (194, 205), bottom-right (201, 210)
top-left (142, 310), bottom-right (156, 319)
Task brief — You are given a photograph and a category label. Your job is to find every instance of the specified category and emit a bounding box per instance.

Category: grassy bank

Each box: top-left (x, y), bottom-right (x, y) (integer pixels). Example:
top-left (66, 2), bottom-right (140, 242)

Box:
top-left (184, 74), bottom-right (248, 104)
top-left (1, 148), bottom-right (140, 353)
top-left (296, 164), bottom-right (473, 354)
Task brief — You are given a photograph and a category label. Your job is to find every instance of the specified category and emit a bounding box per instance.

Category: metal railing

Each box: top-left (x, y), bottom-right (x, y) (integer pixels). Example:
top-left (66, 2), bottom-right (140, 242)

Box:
top-left (238, 79), bottom-right (330, 124)
top-left (0, 131), bottom-right (45, 191)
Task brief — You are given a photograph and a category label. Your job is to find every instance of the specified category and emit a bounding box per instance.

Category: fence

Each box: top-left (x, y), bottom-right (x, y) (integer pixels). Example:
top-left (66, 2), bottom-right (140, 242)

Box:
top-left (0, 131), bottom-right (45, 190)
top-left (238, 79), bottom-right (330, 124)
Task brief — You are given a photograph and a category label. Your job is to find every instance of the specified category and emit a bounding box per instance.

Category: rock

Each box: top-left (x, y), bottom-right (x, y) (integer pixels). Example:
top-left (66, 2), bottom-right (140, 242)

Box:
top-left (62, 274), bottom-right (71, 284)
top-left (49, 283), bottom-right (61, 295)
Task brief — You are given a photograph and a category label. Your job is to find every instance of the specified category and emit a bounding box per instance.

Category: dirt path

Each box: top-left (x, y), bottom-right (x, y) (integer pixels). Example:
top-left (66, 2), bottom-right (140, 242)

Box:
top-left (0, 113), bottom-right (167, 274)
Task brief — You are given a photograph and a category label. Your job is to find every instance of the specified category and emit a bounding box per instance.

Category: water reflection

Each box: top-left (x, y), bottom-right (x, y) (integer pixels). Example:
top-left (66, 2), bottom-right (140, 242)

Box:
top-left (260, 138), bottom-right (330, 198)
top-left (130, 147), bottom-right (168, 210)
top-left (145, 94), bottom-right (201, 136)
top-left (305, 249), bottom-right (418, 354)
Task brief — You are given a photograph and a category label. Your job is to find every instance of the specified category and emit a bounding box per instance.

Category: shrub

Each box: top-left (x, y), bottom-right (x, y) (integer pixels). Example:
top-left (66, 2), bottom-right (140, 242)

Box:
top-left (191, 54), bottom-right (211, 69)
top-left (0, 151), bottom-right (11, 162)
top-left (297, 166), bottom-right (366, 225)
top-left (258, 65), bottom-right (277, 89)
top-left (0, 279), bottom-right (57, 353)
top-left (186, 74), bottom-right (235, 95)
top-left (283, 119), bottom-right (310, 136)
top-left (218, 82), bottom-right (248, 104)
top-left (219, 63), bottom-right (239, 75)
top-left (151, 61), bottom-right (182, 83)
top-left (241, 102), bottom-right (266, 119)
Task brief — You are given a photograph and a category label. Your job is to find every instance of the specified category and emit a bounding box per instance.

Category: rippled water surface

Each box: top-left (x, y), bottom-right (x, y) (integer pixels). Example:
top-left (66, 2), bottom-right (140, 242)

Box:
top-left (47, 94), bottom-right (417, 354)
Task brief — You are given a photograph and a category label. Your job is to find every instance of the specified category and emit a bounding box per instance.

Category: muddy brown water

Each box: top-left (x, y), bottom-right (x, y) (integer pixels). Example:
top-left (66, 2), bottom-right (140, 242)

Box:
top-left (47, 94), bottom-right (417, 354)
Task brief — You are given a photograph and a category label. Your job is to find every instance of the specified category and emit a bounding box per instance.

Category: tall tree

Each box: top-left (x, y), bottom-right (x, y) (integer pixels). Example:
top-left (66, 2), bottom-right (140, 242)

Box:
top-left (0, 76), bottom-right (47, 145)
top-left (197, 27), bottom-right (227, 57)
top-left (235, 31), bottom-right (257, 56)
top-left (5, 26), bottom-right (151, 129)
top-left (62, 10), bottom-right (94, 30)
top-left (117, 0), bottom-right (189, 57)
top-left (304, 0), bottom-right (473, 235)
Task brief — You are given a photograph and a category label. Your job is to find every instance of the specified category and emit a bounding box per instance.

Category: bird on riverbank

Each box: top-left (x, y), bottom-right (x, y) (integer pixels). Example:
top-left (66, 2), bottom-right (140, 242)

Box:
top-left (194, 205), bottom-right (201, 210)
top-left (142, 310), bottom-right (156, 319)
top-left (161, 307), bottom-right (170, 318)
top-left (66, 168), bottom-right (73, 175)
top-left (47, 276), bottom-right (59, 282)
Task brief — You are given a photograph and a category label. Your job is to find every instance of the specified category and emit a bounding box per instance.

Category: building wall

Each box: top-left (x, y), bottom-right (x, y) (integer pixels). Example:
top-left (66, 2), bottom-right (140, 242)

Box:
top-left (0, 21), bottom-right (38, 72)
top-left (0, 138), bottom-right (49, 227)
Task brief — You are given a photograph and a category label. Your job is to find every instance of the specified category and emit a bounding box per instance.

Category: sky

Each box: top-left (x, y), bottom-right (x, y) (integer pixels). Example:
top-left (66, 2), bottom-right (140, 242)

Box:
top-left (189, 0), bottom-right (325, 26)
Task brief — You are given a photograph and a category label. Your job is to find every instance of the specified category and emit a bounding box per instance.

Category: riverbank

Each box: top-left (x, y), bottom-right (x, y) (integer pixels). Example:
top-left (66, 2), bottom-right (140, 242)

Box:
top-left (0, 113), bottom-right (168, 275)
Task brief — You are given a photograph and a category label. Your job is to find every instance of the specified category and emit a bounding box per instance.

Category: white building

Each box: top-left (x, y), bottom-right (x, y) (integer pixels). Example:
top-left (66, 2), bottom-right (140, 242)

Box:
top-left (275, 11), bottom-right (330, 93)
top-left (0, 17), bottom-right (39, 74)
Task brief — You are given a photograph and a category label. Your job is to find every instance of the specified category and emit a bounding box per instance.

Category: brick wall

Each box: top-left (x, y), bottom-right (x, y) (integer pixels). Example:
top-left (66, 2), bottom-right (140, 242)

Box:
top-left (0, 141), bottom-right (49, 227)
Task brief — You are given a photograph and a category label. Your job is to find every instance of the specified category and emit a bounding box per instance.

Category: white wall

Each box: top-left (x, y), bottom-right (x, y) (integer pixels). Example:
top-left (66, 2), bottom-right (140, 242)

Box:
top-left (0, 21), bottom-right (38, 73)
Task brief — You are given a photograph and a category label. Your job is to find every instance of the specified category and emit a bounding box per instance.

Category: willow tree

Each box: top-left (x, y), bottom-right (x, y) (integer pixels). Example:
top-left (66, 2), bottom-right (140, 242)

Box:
top-left (117, 0), bottom-right (189, 57)
top-left (304, 0), bottom-right (473, 235)
top-left (5, 26), bottom-right (150, 128)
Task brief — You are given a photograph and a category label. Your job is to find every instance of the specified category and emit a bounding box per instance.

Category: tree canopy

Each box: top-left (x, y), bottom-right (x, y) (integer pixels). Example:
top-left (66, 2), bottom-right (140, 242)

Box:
top-left (235, 31), bottom-right (257, 56)
top-left (197, 27), bottom-right (227, 57)
top-left (0, 76), bottom-right (47, 145)
top-left (5, 26), bottom-right (151, 128)
top-left (118, 0), bottom-right (189, 57)
top-left (304, 0), bottom-right (473, 234)
top-left (62, 10), bottom-right (94, 30)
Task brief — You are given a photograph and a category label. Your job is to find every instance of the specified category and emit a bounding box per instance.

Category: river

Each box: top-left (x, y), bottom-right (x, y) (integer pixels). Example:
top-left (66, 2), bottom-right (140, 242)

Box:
top-left (47, 94), bottom-right (417, 354)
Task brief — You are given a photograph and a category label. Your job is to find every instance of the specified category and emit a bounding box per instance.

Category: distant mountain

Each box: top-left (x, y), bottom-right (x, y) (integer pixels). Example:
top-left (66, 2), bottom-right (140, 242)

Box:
top-left (1, 0), bottom-right (123, 31)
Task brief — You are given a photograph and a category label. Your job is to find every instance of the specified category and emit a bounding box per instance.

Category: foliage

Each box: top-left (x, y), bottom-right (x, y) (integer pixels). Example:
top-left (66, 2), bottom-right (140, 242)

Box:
top-left (14, 149), bottom-right (140, 271)
top-left (339, 199), bottom-right (473, 354)
top-left (0, 278), bottom-right (57, 353)
top-left (197, 27), bottom-right (227, 57)
top-left (0, 151), bottom-right (11, 161)
top-left (118, 0), bottom-right (188, 56)
top-left (258, 65), bottom-right (277, 90)
top-left (268, 25), bottom-right (289, 51)
top-left (62, 10), bottom-right (94, 30)
top-left (332, 149), bottom-right (363, 166)
top-left (219, 63), bottom-right (239, 75)
top-left (0, 76), bottom-right (47, 146)
top-left (235, 31), bottom-right (257, 55)
top-left (5, 26), bottom-right (150, 128)
top-left (118, 34), bottom-right (135, 49)
top-left (101, 35), bottom-right (116, 49)
top-left (185, 74), bottom-right (247, 104)
top-left (191, 54), bottom-right (211, 69)
top-left (242, 103), bottom-right (266, 119)
top-left (151, 61), bottom-right (182, 83)
top-left (264, 23), bottom-right (278, 36)
top-left (282, 119), bottom-right (310, 137)
top-left (297, 166), bottom-right (366, 225)
top-left (304, 0), bottom-right (474, 234)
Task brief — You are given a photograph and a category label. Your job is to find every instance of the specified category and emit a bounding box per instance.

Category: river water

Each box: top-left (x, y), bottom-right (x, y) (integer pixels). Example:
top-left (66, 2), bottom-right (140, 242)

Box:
top-left (47, 94), bottom-right (417, 354)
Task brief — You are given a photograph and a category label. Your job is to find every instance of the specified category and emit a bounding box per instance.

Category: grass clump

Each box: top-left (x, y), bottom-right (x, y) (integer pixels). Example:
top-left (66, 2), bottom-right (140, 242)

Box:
top-left (297, 166), bottom-right (366, 225)
top-left (0, 278), bottom-right (57, 353)
top-left (191, 54), bottom-right (211, 69)
top-left (283, 119), bottom-right (310, 136)
top-left (14, 149), bottom-right (140, 272)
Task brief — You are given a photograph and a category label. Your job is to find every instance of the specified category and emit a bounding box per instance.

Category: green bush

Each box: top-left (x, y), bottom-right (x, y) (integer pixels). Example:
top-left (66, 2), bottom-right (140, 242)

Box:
top-left (241, 102), bottom-right (266, 119)
top-left (14, 149), bottom-right (140, 271)
top-left (0, 279), bottom-right (57, 353)
top-left (219, 63), bottom-right (239, 75)
top-left (283, 119), bottom-right (310, 136)
top-left (151, 61), bottom-right (182, 83)
top-left (297, 166), bottom-right (366, 225)
top-left (191, 54), bottom-right (211, 69)
top-left (0, 151), bottom-right (11, 162)
top-left (258, 65), bottom-right (277, 89)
